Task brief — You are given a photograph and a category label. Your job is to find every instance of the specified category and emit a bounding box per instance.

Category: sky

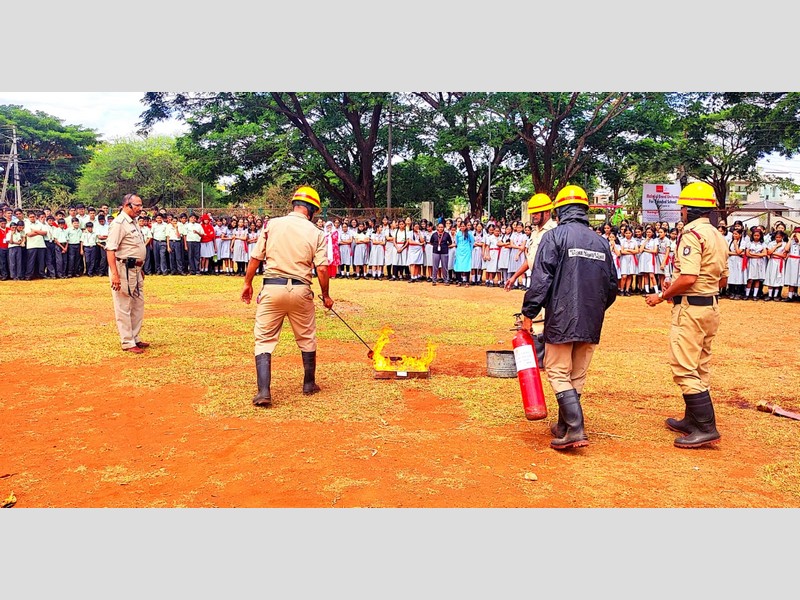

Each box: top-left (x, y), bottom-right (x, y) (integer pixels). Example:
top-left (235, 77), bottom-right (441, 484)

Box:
top-left (0, 92), bottom-right (187, 141)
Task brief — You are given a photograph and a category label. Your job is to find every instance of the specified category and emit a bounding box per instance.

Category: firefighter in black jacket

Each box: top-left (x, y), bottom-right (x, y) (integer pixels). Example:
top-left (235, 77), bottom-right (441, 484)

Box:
top-left (521, 185), bottom-right (618, 450)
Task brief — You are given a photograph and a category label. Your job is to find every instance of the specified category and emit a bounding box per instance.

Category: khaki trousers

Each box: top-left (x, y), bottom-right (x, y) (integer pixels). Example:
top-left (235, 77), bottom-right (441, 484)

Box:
top-left (254, 281), bottom-right (317, 355)
top-left (531, 308), bottom-right (545, 335)
top-left (111, 266), bottom-right (144, 349)
top-left (669, 299), bottom-right (720, 395)
top-left (544, 341), bottom-right (597, 394)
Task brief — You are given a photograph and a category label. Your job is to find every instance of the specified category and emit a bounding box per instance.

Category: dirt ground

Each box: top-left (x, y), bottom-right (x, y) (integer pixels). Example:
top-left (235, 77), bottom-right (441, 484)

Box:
top-left (2, 276), bottom-right (800, 508)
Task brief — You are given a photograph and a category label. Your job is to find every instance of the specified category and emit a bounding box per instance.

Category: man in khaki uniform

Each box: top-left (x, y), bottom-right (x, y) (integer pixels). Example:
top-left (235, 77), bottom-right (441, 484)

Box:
top-left (505, 193), bottom-right (557, 336)
top-left (106, 193), bottom-right (149, 354)
top-left (241, 186), bottom-right (334, 407)
top-left (646, 182), bottom-right (729, 448)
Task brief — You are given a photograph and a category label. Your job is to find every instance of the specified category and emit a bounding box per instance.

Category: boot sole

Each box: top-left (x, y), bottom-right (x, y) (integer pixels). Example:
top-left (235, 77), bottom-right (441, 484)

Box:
top-left (550, 439), bottom-right (589, 450)
top-left (665, 423), bottom-right (693, 435)
top-left (673, 436), bottom-right (720, 449)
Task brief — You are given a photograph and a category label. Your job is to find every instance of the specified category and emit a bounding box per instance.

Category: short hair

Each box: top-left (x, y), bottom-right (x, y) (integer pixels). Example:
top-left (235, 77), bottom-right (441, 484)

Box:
top-left (72, 217), bottom-right (80, 223)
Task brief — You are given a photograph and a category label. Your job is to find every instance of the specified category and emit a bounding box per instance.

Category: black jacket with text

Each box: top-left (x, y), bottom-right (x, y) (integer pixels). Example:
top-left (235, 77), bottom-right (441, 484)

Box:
top-left (521, 204), bottom-right (617, 344)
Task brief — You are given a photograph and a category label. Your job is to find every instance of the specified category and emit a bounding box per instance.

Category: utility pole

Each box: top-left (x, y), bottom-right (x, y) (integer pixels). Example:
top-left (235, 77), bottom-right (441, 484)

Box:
top-left (201, 182), bottom-right (204, 212)
top-left (487, 157), bottom-right (491, 220)
top-left (386, 98), bottom-right (392, 209)
top-left (12, 127), bottom-right (21, 209)
top-left (1, 126), bottom-right (21, 207)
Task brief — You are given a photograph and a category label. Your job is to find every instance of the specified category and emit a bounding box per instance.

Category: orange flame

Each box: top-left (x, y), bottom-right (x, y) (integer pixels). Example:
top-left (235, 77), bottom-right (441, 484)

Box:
top-left (373, 326), bottom-right (436, 372)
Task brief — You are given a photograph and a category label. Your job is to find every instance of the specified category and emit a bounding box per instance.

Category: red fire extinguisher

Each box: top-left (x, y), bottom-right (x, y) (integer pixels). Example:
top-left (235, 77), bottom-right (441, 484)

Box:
top-left (512, 314), bottom-right (547, 421)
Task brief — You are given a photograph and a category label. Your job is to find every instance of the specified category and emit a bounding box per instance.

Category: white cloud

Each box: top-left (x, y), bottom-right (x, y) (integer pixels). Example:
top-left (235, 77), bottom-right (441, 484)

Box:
top-left (0, 92), bottom-right (187, 141)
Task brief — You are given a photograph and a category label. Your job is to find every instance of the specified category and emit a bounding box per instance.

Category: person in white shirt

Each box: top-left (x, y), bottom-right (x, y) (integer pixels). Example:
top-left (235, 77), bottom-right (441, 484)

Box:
top-left (95, 213), bottom-right (110, 276)
top-left (80, 222), bottom-right (99, 276)
top-left (185, 213), bottom-right (204, 275)
top-left (24, 211), bottom-right (48, 280)
top-left (150, 213), bottom-right (169, 275)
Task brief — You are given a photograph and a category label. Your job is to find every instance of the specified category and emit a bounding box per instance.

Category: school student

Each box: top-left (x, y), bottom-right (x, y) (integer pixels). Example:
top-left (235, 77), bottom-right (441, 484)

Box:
top-left (745, 228), bottom-right (768, 300)
top-left (471, 222), bottom-right (485, 285)
top-left (43, 215), bottom-right (58, 279)
top-left (24, 211), bottom-right (48, 280)
top-left (151, 213), bottom-right (170, 275)
top-left (618, 228), bottom-right (638, 296)
top-left (353, 223), bottom-right (371, 279)
top-left (497, 225), bottom-right (511, 287)
top-left (785, 227), bottom-right (800, 302)
top-left (391, 221), bottom-right (409, 281)
top-left (483, 224), bottom-right (500, 287)
top-left (726, 228), bottom-right (747, 299)
top-left (655, 227), bottom-right (671, 291)
top-left (217, 218), bottom-right (233, 275)
top-left (51, 218), bottom-right (69, 279)
top-left (406, 222), bottom-right (425, 282)
top-left (337, 222), bottom-right (353, 278)
top-left (80, 221), bottom-right (99, 276)
top-left (230, 218), bottom-right (249, 275)
top-left (184, 213), bottom-right (203, 275)
top-left (424, 223), bottom-right (435, 281)
top-left (638, 226), bottom-right (659, 294)
top-left (7, 220), bottom-right (26, 280)
top-left (167, 214), bottom-right (185, 275)
top-left (453, 221), bottom-right (474, 286)
top-left (608, 231), bottom-right (622, 287)
top-left (368, 224), bottom-right (385, 279)
top-left (0, 217), bottom-right (9, 280)
top-left (764, 230), bottom-right (789, 301)
top-left (66, 217), bottom-right (83, 277)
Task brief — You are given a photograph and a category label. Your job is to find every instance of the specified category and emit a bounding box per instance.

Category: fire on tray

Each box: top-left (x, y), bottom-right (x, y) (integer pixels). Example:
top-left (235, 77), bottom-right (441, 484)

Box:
top-left (373, 326), bottom-right (436, 379)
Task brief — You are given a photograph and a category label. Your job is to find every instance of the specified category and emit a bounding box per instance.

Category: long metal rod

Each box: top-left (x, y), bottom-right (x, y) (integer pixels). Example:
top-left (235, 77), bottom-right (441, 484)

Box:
top-left (319, 295), bottom-right (373, 352)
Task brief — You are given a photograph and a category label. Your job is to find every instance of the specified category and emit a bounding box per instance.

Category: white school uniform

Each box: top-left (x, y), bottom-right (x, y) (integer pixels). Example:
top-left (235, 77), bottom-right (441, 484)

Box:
top-left (447, 231), bottom-right (457, 271)
top-left (638, 238), bottom-right (658, 274)
top-left (498, 235), bottom-right (511, 271)
top-left (407, 231), bottom-right (424, 265)
top-left (507, 232), bottom-right (527, 274)
top-left (392, 229), bottom-right (409, 266)
top-left (353, 232), bottom-right (370, 266)
top-left (339, 231), bottom-right (353, 265)
top-left (727, 238), bottom-right (747, 286)
top-left (620, 238), bottom-right (638, 275)
top-left (746, 241), bottom-right (767, 281)
top-left (369, 233), bottom-right (385, 267)
top-left (384, 231), bottom-right (397, 266)
top-left (765, 241), bottom-right (787, 288)
top-left (612, 243), bottom-right (622, 280)
top-left (656, 237), bottom-right (671, 276)
top-left (784, 240), bottom-right (800, 287)
top-left (424, 231), bottom-right (434, 267)
top-left (471, 232), bottom-right (485, 270)
top-left (483, 233), bottom-right (499, 273)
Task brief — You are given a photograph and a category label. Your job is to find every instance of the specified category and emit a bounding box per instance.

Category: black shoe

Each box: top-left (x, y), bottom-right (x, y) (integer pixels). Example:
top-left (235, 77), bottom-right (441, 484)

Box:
top-left (301, 351), bottom-right (321, 395)
top-left (252, 353), bottom-right (272, 407)
top-left (550, 389), bottom-right (589, 450)
top-left (673, 390), bottom-right (720, 449)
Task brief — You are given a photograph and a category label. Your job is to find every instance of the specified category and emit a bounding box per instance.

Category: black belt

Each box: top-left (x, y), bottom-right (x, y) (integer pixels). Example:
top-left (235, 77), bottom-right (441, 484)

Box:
top-left (672, 295), bottom-right (718, 306)
top-left (117, 258), bottom-right (144, 267)
top-left (263, 277), bottom-right (308, 286)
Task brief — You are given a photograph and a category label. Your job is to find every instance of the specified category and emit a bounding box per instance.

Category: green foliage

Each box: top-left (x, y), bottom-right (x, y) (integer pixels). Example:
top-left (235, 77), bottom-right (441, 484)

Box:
top-left (75, 136), bottom-right (208, 208)
top-left (0, 104), bottom-right (99, 203)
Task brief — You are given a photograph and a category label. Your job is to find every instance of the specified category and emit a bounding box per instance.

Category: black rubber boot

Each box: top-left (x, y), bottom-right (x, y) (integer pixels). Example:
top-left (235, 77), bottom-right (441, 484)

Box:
top-left (673, 390), bottom-right (720, 449)
top-left (301, 351), bottom-right (321, 395)
top-left (252, 353), bottom-right (272, 407)
top-left (665, 390), bottom-right (707, 435)
top-left (550, 393), bottom-right (580, 438)
top-left (550, 389), bottom-right (588, 450)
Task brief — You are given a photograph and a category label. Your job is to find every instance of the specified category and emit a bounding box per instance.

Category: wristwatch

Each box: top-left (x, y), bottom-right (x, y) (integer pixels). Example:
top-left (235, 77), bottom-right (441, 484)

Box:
top-left (657, 291), bottom-right (663, 299)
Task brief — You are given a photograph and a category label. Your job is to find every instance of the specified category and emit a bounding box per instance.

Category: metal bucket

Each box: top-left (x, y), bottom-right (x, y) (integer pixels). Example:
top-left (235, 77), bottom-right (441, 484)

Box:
top-left (486, 350), bottom-right (517, 378)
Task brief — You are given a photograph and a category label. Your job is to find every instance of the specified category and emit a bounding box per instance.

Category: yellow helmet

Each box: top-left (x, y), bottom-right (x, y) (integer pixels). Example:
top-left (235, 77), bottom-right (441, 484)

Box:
top-left (292, 186), bottom-right (321, 210)
top-left (554, 184), bottom-right (589, 208)
top-left (527, 193), bottom-right (554, 214)
top-left (678, 182), bottom-right (717, 208)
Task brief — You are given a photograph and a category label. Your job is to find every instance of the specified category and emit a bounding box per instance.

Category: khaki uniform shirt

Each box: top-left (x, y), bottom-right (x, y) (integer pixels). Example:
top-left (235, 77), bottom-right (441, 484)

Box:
top-left (525, 218), bottom-right (557, 268)
top-left (251, 211), bottom-right (328, 285)
top-left (673, 217), bottom-right (729, 296)
top-left (106, 211), bottom-right (146, 261)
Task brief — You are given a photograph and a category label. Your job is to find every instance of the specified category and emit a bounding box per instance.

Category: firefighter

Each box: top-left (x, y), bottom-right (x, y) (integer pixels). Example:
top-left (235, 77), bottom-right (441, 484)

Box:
top-left (645, 182), bottom-right (728, 449)
top-left (520, 185), bottom-right (618, 450)
top-left (241, 186), bottom-right (334, 407)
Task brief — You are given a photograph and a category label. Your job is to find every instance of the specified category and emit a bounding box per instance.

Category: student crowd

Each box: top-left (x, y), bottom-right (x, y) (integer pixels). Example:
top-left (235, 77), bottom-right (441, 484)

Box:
top-left (2, 202), bottom-right (799, 303)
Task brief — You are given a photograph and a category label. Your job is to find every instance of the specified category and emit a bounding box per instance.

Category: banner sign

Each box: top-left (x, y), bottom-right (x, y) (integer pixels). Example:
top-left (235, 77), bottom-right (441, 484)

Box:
top-left (642, 183), bottom-right (681, 223)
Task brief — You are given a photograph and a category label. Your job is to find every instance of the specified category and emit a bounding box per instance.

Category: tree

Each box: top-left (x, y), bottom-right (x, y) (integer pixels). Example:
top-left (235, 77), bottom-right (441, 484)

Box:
top-left (496, 92), bottom-right (633, 197)
top-left (373, 154), bottom-right (462, 217)
top-left (0, 104), bottom-right (99, 203)
top-left (140, 92), bottom-right (408, 210)
top-left (673, 92), bottom-right (800, 209)
top-left (414, 92), bottom-right (523, 217)
top-left (75, 136), bottom-right (211, 208)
